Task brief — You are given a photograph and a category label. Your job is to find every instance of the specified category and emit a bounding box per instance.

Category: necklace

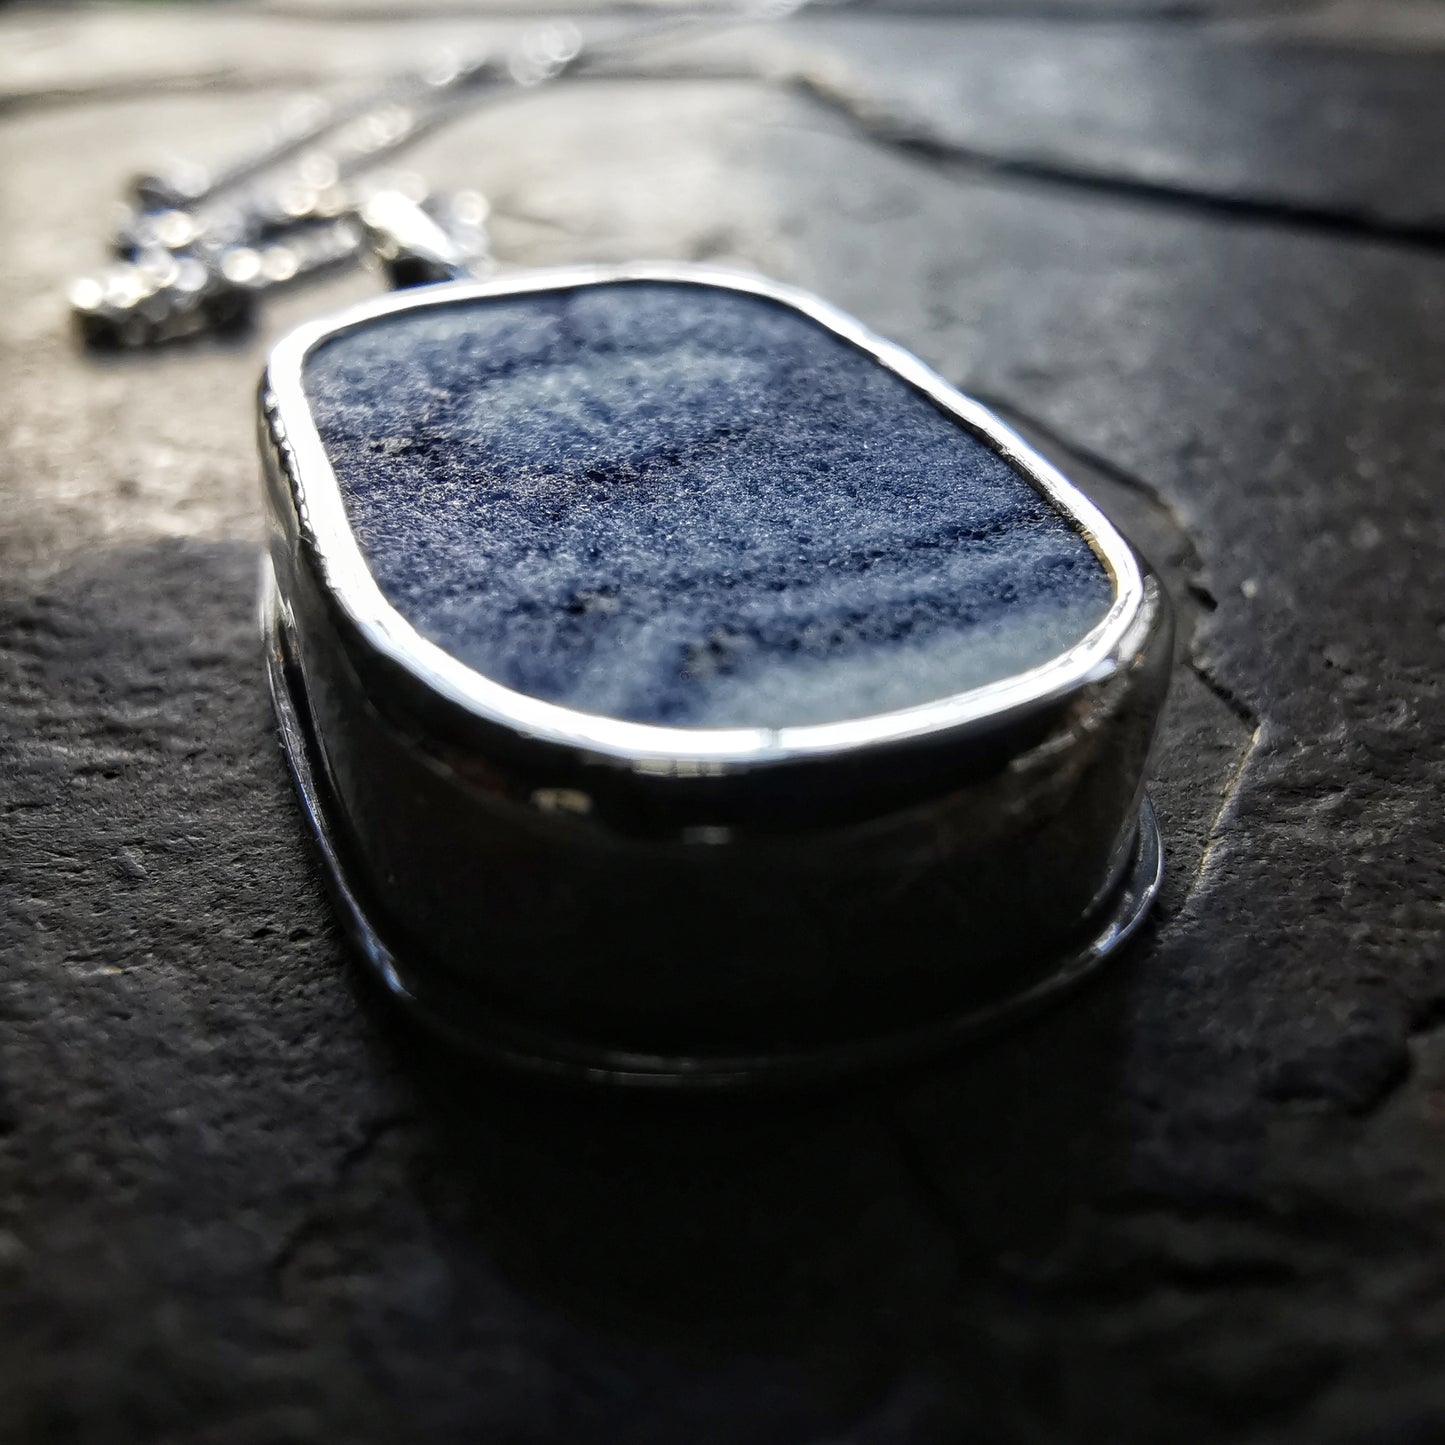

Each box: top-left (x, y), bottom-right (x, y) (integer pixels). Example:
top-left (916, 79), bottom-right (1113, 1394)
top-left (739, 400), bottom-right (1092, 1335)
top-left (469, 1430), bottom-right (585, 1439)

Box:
top-left (65, 13), bottom-right (732, 347)
top-left (70, 7), bottom-right (1172, 1087)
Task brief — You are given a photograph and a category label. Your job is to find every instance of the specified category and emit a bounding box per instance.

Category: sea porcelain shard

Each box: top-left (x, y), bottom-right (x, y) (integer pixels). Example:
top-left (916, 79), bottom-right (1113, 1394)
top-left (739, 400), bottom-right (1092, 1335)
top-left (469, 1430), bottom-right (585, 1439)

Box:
top-left (260, 264), bottom-right (1173, 1085)
top-left (302, 280), bottom-right (1114, 729)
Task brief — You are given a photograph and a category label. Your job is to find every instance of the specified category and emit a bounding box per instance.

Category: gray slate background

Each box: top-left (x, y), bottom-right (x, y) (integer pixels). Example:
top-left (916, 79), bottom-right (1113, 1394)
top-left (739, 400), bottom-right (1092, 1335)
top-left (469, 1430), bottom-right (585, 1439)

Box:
top-left (2, 2), bottom-right (1443, 1441)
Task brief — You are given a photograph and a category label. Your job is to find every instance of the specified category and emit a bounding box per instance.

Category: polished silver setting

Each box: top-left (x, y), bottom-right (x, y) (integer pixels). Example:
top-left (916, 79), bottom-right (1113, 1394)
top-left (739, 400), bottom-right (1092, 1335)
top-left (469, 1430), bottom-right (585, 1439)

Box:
top-left (259, 262), bottom-right (1173, 1086)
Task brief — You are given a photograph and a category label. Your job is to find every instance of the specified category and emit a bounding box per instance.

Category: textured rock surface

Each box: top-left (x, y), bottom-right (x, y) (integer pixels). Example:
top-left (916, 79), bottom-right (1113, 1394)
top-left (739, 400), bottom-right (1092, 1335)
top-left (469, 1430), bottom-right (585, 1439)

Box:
top-left (306, 280), bottom-right (1112, 725)
top-left (1, 3), bottom-right (1443, 1443)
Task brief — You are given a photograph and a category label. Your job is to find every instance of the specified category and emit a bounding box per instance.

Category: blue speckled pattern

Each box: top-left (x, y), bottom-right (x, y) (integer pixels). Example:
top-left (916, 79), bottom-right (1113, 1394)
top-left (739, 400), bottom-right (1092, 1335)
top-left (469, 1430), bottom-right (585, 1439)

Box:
top-left (303, 281), bottom-right (1114, 727)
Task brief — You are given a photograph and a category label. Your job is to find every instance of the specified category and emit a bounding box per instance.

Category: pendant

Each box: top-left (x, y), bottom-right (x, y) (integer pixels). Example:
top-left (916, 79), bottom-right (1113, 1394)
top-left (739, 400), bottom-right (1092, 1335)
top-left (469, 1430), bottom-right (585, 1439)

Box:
top-left (259, 263), bottom-right (1172, 1086)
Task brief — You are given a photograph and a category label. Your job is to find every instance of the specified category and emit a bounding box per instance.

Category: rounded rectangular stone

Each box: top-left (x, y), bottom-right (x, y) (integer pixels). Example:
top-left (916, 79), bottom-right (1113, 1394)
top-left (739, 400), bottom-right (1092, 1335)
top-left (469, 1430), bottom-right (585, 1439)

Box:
top-left (301, 279), bottom-right (1115, 727)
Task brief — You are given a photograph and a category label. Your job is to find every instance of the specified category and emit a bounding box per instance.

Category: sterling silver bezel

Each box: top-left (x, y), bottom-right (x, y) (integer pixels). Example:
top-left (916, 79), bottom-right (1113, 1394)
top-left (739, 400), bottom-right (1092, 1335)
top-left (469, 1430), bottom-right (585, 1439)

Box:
top-left (263, 260), bottom-right (1147, 770)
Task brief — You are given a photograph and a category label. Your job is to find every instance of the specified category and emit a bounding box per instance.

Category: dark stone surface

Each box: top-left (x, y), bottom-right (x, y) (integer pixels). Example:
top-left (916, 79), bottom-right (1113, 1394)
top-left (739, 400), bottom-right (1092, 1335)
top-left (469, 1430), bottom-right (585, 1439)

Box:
top-left (307, 280), bottom-right (1112, 726)
top-left (1, 5), bottom-right (1443, 1444)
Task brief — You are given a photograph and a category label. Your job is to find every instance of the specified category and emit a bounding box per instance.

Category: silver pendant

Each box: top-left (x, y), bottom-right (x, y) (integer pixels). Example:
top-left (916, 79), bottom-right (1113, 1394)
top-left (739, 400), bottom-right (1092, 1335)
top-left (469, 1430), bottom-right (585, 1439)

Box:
top-left (259, 262), bottom-right (1171, 1086)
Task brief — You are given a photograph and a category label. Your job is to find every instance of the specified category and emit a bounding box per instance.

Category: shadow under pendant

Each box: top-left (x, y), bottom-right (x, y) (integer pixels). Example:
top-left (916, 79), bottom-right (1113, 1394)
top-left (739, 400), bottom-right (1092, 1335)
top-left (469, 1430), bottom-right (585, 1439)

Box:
top-left (259, 263), bottom-right (1172, 1087)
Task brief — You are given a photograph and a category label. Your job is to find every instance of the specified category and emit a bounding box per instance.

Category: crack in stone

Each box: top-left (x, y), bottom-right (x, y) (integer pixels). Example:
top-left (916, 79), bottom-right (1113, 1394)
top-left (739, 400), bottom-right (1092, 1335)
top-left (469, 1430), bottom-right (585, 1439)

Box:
top-left (884, 1100), bottom-right (970, 1260)
top-left (1188, 716), bottom-right (1262, 897)
top-left (1187, 657), bottom-right (1260, 730)
top-left (790, 68), bottom-right (1445, 254)
top-left (270, 1112), bottom-right (414, 1282)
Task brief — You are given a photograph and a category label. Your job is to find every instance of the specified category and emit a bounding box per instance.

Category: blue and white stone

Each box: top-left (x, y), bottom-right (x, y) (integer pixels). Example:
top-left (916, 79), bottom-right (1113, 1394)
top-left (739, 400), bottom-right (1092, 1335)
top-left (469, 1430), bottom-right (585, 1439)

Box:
top-left (303, 281), bottom-right (1114, 728)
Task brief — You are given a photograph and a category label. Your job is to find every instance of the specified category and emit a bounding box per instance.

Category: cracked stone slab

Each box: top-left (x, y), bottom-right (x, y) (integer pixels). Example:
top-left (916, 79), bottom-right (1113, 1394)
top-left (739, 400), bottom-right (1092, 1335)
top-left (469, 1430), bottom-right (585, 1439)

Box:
top-left (803, 13), bottom-right (1445, 237)
top-left (1, 17), bottom-right (1444, 1445)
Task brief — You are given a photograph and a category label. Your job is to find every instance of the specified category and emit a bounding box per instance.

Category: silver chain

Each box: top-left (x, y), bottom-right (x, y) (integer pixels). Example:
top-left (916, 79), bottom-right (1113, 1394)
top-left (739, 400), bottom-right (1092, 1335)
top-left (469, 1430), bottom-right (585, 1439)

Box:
top-left (68, 5), bottom-right (801, 349)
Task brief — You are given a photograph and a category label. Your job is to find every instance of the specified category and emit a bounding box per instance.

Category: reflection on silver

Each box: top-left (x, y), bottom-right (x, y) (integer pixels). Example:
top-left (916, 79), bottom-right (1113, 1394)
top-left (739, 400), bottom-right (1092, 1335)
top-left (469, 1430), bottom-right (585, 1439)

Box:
top-left (259, 262), bottom-right (1174, 1086)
